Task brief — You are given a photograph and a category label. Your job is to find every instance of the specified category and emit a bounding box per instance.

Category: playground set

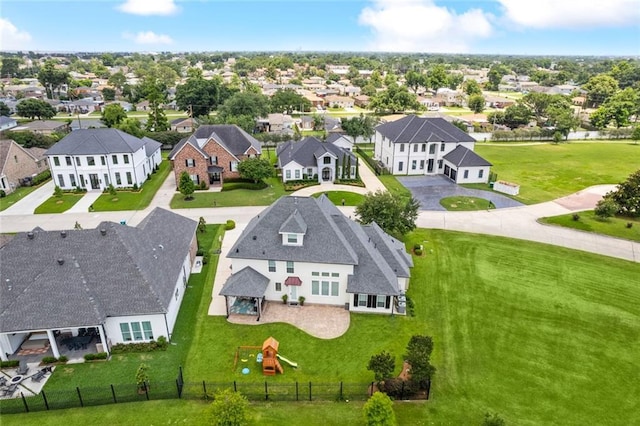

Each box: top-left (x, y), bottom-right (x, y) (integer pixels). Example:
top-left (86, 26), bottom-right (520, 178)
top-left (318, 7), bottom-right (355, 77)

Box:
top-left (234, 336), bottom-right (298, 376)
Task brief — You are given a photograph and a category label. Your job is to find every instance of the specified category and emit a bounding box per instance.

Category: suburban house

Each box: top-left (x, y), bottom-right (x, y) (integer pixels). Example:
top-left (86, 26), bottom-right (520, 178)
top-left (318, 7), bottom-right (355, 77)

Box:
top-left (325, 133), bottom-right (354, 151)
top-left (325, 95), bottom-right (355, 109)
top-left (220, 196), bottom-right (412, 318)
top-left (374, 115), bottom-right (491, 184)
top-left (169, 124), bottom-right (262, 188)
top-left (0, 140), bottom-right (48, 194)
top-left (45, 128), bottom-right (162, 191)
top-left (170, 117), bottom-right (198, 133)
top-left (12, 120), bottom-right (70, 136)
top-left (256, 113), bottom-right (294, 134)
top-left (277, 136), bottom-right (357, 183)
top-left (0, 116), bottom-right (17, 132)
top-left (0, 208), bottom-right (198, 361)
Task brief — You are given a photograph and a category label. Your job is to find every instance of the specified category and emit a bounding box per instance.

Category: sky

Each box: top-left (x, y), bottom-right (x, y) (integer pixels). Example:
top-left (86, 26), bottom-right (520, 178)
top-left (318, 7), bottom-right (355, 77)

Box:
top-left (1, 0), bottom-right (639, 56)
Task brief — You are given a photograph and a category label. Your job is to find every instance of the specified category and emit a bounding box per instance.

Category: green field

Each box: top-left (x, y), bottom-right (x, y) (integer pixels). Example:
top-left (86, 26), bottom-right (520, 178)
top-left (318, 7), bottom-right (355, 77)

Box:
top-left (475, 143), bottom-right (640, 204)
top-left (311, 190), bottom-right (365, 206)
top-left (541, 210), bottom-right (640, 242)
top-left (34, 193), bottom-right (84, 214)
top-left (440, 196), bottom-right (492, 211)
top-left (170, 177), bottom-right (287, 208)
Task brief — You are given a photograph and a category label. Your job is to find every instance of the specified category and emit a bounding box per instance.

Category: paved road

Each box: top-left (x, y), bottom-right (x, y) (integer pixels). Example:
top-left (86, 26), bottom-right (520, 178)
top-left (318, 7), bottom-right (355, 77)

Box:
top-left (397, 175), bottom-right (523, 210)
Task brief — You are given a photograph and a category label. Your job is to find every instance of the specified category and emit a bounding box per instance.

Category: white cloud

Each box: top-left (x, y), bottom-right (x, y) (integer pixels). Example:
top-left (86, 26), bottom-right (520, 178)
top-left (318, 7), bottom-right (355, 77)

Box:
top-left (358, 0), bottom-right (493, 53)
top-left (117, 0), bottom-right (179, 16)
top-left (0, 18), bottom-right (32, 50)
top-left (498, 0), bottom-right (640, 29)
top-left (123, 31), bottom-right (174, 45)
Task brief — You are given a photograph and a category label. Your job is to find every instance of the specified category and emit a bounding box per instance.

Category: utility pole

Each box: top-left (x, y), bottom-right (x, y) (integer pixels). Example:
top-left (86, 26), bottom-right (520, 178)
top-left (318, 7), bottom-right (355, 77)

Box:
top-left (188, 104), bottom-right (193, 119)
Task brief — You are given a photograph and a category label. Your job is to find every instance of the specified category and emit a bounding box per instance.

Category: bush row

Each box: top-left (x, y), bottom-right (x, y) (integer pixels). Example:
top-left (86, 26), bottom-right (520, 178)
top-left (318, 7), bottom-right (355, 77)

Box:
top-left (41, 355), bottom-right (68, 364)
top-left (110, 336), bottom-right (168, 354)
top-left (283, 179), bottom-right (320, 191)
top-left (84, 352), bottom-right (109, 361)
top-left (222, 181), bottom-right (268, 191)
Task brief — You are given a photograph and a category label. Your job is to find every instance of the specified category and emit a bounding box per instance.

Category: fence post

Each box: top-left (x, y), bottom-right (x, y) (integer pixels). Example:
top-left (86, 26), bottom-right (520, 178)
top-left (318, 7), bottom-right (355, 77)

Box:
top-left (308, 381), bottom-right (312, 401)
top-left (426, 378), bottom-right (431, 400)
top-left (176, 379), bottom-right (181, 398)
top-left (295, 381), bottom-right (299, 401)
top-left (144, 381), bottom-right (149, 400)
top-left (41, 390), bottom-right (49, 410)
top-left (340, 382), bottom-right (343, 400)
top-left (233, 381), bottom-right (237, 393)
top-left (203, 380), bottom-right (208, 399)
top-left (400, 381), bottom-right (405, 400)
top-left (370, 382), bottom-right (374, 397)
top-left (77, 386), bottom-right (84, 407)
top-left (111, 384), bottom-right (117, 403)
top-left (20, 392), bottom-right (29, 413)
top-left (264, 381), bottom-right (268, 401)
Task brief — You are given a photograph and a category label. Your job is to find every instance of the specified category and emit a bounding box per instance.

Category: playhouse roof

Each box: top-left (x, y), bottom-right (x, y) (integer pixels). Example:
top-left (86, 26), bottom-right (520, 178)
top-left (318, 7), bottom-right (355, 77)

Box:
top-left (262, 336), bottom-right (279, 351)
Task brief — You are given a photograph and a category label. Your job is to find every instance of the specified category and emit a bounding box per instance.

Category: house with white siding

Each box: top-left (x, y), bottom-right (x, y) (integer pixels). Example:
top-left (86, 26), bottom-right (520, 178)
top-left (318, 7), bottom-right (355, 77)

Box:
top-left (220, 196), bottom-right (413, 318)
top-left (45, 129), bottom-right (161, 190)
top-left (277, 136), bottom-right (357, 183)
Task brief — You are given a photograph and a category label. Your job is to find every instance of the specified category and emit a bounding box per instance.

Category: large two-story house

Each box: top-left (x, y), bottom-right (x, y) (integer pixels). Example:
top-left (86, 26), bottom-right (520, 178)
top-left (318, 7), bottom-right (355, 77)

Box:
top-left (169, 124), bottom-right (262, 188)
top-left (220, 196), bottom-right (413, 318)
top-left (277, 136), bottom-right (357, 183)
top-left (0, 139), bottom-right (48, 194)
top-left (45, 129), bottom-right (162, 190)
top-left (374, 115), bottom-right (491, 184)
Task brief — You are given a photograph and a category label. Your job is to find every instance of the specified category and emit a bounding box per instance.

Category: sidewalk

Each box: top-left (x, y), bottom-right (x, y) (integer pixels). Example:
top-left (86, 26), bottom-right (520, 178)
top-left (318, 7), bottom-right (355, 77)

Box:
top-left (1, 181), bottom-right (55, 216)
top-left (65, 191), bottom-right (103, 214)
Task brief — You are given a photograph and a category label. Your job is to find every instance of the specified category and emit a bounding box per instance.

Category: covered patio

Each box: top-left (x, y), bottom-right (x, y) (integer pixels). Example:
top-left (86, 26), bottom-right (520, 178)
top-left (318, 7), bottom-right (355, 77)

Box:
top-left (220, 267), bottom-right (270, 321)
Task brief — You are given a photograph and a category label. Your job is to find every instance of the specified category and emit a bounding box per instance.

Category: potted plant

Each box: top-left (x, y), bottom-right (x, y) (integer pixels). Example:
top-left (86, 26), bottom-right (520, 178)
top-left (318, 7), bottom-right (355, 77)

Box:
top-left (282, 294), bottom-right (288, 304)
top-left (298, 296), bottom-right (305, 306)
top-left (136, 363), bottom-right (150, 394)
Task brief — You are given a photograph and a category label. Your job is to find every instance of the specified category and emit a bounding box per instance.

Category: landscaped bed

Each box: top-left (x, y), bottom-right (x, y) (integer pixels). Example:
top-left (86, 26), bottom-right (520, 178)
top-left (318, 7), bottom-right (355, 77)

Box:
top-left (439, 196), bottom-right (492, 211)
top-left (540, 210), bottom-right (640, 242)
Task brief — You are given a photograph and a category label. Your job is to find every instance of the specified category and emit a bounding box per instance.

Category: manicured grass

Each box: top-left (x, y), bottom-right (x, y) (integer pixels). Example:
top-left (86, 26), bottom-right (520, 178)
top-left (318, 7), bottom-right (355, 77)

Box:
top-left (540, 210), bottom-right (640, 242)
top-left (34, 193), bottom-right (84, 214)
top-left (0, 185), bottom-right (41, 211)
top-left (440, 196), bottom-right (492, 211)
top-left (91, 160), bottom-right (171, 211)
top-left (475, 143), bottom-right (640, 204)
top-left (378, 174), bottom-right (412, 198)
top-left (170, 177), bottom-right (287, 208)
top-left (311, 191), bottom-right (365, 206)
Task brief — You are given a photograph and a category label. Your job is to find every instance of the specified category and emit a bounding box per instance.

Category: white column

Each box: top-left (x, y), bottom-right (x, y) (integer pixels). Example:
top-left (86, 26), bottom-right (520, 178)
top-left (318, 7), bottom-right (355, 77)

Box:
top-left (99, 325), bottom-right (109, 356)
top-left (0, 338), bottom-right (8, 361)
top-left (47, 330), bottom-right (60, 359)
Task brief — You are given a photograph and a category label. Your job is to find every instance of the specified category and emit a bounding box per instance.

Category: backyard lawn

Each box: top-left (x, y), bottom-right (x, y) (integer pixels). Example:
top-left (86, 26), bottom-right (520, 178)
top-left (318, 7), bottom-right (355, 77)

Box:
top-left (541, 210), bottom-right (640, 242)
top-left (3, 229), bottom-right (639, 425)
top-left (170, 177), bottom-right (287, 208)
top-left (311, 190), bottom-right (365, 206)
top-left (0, 185), bottom-right (42, 211)
top-left (34, 193), bottom-right (84, 214)
top-left (378, 174), bottom-right (412, 198)
top-left (440, 196), bottom-right (492, 211)
top-left (90, 160), bottom-right (171, 211)
top-left (475, 142), bottom-right (640, 204)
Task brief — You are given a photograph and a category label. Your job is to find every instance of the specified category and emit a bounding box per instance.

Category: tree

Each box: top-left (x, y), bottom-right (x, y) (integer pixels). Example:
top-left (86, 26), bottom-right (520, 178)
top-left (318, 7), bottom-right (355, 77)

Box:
top-left (486, 64), bottom-right (510, 91)
top-left (501, 104), bottom-right (532, 129)
top-left (426, 64), bottom-right (448, 90)
top-left (405, 335), bottom-right (435, 388)
top-left (108, 71), bottom-right (127, 94)
top-left (198, 217), bottom-right (207, 233)
top-left (405, 70), bottom-right (427, 94)
top-left (367, 351), bottom-right (396, 382)
top-left (37, 60), bottom-right (70, 99)
top-left (631, 126), bottom-right (640, 145)
top-left (209, 389), bottom-right (249, 426)
top-left (583, 74), bottom-right (619, 107)
top-left (355, 190), bottom-right (419, 237)
top-left (270, 89), bottom-right (310, 114)
top-left (606, 169), bottom-right (640, 217)
top-left (237, 157), bottom-right (273, 183)
top-left (341, 114), bottom-right (375, 142)
top-left (468, 94), bottom-right (485, 113)
top-left (463, 79), bottom-right (482, 96)
top-left (0, 101), bottom-right (10, 116)
top-left (16, 98), bottom-right (56, 120)
top-left (101, 104), bottom-right (127, 128)
top-left (219, 92), bottom-right (270, 120)
top-left (594, 197), bottom-right (619, 220)
top-left (362, 392), bottom-right (396, 426)
top-left (482, 412), bottom-right (506, 426)
top-left (178, 171), bottom-right (196, 200)
top-left (1, 57), bottom-right (22, 79)
top-left (590, 88), bottom-right (640, 129)
top-left (175, 76), bottom-right (223, 117)
top-left (102, 87), bottom-right (116, 101)
top-left (369, 84), bottom-right (421, 114)
top-left (116, 118), bottom-right (145, 138)
top-left (311, 114), bottom-right (324, 131)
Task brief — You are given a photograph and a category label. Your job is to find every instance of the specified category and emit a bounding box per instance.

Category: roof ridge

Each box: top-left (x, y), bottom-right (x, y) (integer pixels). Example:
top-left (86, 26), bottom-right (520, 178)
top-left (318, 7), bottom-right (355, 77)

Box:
top-left (396, 114), bottom-right (416, 142)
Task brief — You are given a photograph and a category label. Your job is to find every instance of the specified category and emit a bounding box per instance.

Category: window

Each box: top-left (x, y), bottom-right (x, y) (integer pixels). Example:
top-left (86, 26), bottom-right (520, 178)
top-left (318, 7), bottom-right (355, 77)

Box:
top-left (120, 323), bottom-right (132, 341)
top-left (429, 144), bottom-right (436, 154)
top-left (399, 144), bottom-right (404, 152)
top-left (115, 172), bottom-right (121, 185)
top-left (377, 295), bottom-right (386, 308)
top-left (398, 161), bottom-right (403, 172)
top-left (126, 172), bottom-right (132, 185)
top-left (275, 282), bottom-right (282, 291)
top-left (286, 261), bottom-right (294, 273)
top-left (53, 156), bottom-right (60, 166)
top-left (294, 169), bottom-right (300, 179)
top-left (358, 294), bottom-right (367, 307)
top-left (87, 156), bottom-right (95, 166)
top-left (104, 174), bottom-right (109, 185)
top-left (190, 174), bottom-right (199, 184)
top-left (230, 161), bottom-right (238, 172)
top-left (142, 321), bottom-right (153, 340)
top-left (131, 322), bottom-right (143, 340)
top-left (186, 158), bottom-right (195, 167)
top-left (478, 169), bottom-right (484, 178)
top-left (112, 155), bottom-right (118, 164)
top-left (79, 175), bottom-right (85, 187)
top-left (287, 234), bottom-right (297, 244)
top-left (419, 160), bottom-right (425, 169)
top-left (440, 143), bottom-right (445, 152)
top-left (463, 170), bottom-right (469, 179)
top-left (323, 156), bottom-right (331, 164)
top-left (312, 280), bottom-right (319, 295)
top-left (308, 168), bottom-right (313, 176)
top-left (411, 160), bottom-right (417, 170)
top-left (321, 281), bottom-right (330, 296)
top-left (65, 156), bottom-right (72, 166)
top-left (413, 144), bottom-right (418, 152)
top-left (438, 160), bottom-right (443, 169)
top-left (69, 174), bottom-right (76, 187)
top-left (285, 170), bottom-right (291, 179)
top-left (268, 260), bottom-right (276, 272)
top-left (421, 144), bottom-right (426, 152)
top-left (331, 272), bottom-right (339, 277)
top-left (211, 155), bottom-right (218, 165)
top-left (57, 174), bottom-right (65, 187)
top-left (175, 288), bottom-right (179, 300)
top-left (101, 156), bottom-right (106, 166)
top-left (123, 155), bottom-right (129, 164)
top-left (331, 282), bottom-right (339, 296)
top-left (75, 157), bottom-right (81, 166)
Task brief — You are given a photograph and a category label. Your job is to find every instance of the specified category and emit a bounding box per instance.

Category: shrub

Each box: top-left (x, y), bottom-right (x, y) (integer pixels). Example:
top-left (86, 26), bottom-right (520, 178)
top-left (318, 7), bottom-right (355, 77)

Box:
top-left (132, 183), bottom-right (139, 191)
top-left (54, 185), bottom-right (63, 197)
top-left (222, 181), bottom-right (268, 191)
top-left (196, 249), bottom-right (204, 256)
top-left (111, 337), bottom-right (169, 354)
top-left (0, 190), bottom-right (5, 198)
top-left (367, 351), bottom-right (396, 382)
top-left (381, 377), bottom-right (419, 398)
top-left (84, 352), bottom-right (108, 361)
top-left (57, 355), bottom-right (68, 363)
top-left (594, 197), bottom-right (619, 220)
top-left (627, 222), bottom-right (634, 228)
top-left (209, 389), bottom-right (250, 426)
top-left (225, 220), bottom-right (236, 230)
top-left (32, 169), bottom-right (51, 185)
top-left (1, 360), bottom-right (20, 368)
top-left (572, 213), bottom-right (580, 221)
top-left (199, 181), bottom-right (208, 190)
top-left (108, 184), bottom-right (117, 196)
top-left (405, 296), bottom-right (415, 317)
top-left (363, 392), bottom-right (396, 426)
top-left (414, 248), bottom-right (423, 256)
top-left (41, 356), bottom-right (58, 364)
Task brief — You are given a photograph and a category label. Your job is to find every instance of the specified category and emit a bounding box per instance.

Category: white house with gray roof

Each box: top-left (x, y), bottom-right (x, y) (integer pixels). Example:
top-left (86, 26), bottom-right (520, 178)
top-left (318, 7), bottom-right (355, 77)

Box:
top-left (374, 115), bottom-right (491, 183)
top-left (220, 196), bottom-right (412, 318)
top-left (277, 136), bottom-right (357, 183)
top-left (0, 208), bottom-right (197, 361)
top-left (45, 129), bottom-right (162, 191)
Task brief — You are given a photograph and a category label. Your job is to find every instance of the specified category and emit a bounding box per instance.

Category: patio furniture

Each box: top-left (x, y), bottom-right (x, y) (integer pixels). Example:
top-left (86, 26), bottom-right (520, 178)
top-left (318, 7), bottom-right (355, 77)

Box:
top-left (16, 360), bottom-right (28, 375)
top-left (31, 368), bottom-right (49, 382)
top-left (2, 383), bottom-right (18, 396)
top-left (0, 376), bottom-right (6, 386)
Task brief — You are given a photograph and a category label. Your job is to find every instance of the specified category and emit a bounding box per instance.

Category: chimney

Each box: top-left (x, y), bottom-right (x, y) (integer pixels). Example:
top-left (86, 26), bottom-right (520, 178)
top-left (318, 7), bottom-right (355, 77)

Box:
top-left (27, 232), bottom-right (34, 240)
top-left (100, 229), bottom-right (107, 236)
top-left (57, 258), bottom-right (65, 265)
top-left (60, 231), bottom-right (67, 238)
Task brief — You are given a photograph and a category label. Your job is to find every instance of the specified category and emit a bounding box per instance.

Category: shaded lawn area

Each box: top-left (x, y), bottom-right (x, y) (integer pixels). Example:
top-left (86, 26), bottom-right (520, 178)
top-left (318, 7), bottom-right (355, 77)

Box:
top-left (170, 177), bottom-right (287, 208)
top-left (541, 210), bottom-right (640, 242)
top-left (440, 196), bottom-right (492, 211)
top-left (311, 190), bottom-right (365, 206)
top-left (378, 174), bottom-right (412, 198)
top-left (0, 185), bottom-right (42, 211)
top-left (91, 160), bottom-right (171, 211)
top-left (475, 143), bottom-right (640, 204)
top-left (34, 193), bottom-right (84, 214)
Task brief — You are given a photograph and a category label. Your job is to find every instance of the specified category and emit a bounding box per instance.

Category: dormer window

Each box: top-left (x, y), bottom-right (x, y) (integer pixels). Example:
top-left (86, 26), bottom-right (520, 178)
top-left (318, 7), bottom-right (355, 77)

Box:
top-left (279, 208), bottom-right (307, 247)
top-left (287, 234), bottom-right (298, 244)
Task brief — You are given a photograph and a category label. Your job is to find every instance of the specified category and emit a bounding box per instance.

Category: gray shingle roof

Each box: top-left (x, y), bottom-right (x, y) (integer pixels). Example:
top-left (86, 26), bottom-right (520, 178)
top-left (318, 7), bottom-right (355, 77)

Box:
top-left (0, 208), bottom-right (197, 333)
top-left (443, 145), bottom-right (492, 167)
top-left (376, 115), bottom-right (476, 143)
top-left (168, 134), bottom-right (208, 160)
top-left (279, 209), bottom-right (307, 234)
top-left (363, 222), bottom-right (413, 278)
top-left (194, 125), bottom-right (261, 156)
top-left (45, 129), bottom-right (152, 156)
top-left (142, 137), bottom-right (162, 157)
top-left (277, 137), bottom-right (355, 168)
top-left (220, 267), bottom-right (270, 297)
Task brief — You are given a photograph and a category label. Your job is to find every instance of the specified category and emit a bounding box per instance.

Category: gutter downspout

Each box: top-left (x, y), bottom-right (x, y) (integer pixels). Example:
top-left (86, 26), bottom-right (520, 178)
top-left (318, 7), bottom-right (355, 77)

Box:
top-left (164, 313), bottom-right (171, 342)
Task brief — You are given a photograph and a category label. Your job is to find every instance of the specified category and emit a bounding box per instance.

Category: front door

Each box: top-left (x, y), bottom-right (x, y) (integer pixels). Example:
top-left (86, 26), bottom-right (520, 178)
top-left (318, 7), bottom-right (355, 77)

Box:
top-left (89, 174), bottom-right (100, 190)
top-left (322, 167), bottom-right (331, 181)
top-left (289, 285), bottom-right (297, 303)
top-left (427, 159), bottom-right (434, 173)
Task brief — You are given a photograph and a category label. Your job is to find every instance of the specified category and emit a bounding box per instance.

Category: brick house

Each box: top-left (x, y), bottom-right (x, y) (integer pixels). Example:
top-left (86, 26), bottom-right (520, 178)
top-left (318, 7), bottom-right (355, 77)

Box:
top-left (168, 125), bottom-right (262, 188)
top-left (0, 139), bottom-right (48, 194)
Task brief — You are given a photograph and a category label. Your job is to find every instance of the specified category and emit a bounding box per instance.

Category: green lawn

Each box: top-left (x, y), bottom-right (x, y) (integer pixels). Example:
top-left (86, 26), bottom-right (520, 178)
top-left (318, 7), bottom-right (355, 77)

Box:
top-left (34, 193), bottom-right (84, 214)
top-left (91, 160), bottom-right (171, 211)
top-left (311, 191), bottom-right (365, 206)
top-left (0, 185), bottom-right (41, 211)
top-left (540, 210), bottom-right (640, 242)
top-left (170, 177), bottom-right (287, 208)
top-left (475, 143), bottom-right (640, 204)
top-left (378, 175), bottom-right (412, 198)
top-left (3, 230), bottom-right (639, 425)
top-left (440, 196), bottom-right (492, 211)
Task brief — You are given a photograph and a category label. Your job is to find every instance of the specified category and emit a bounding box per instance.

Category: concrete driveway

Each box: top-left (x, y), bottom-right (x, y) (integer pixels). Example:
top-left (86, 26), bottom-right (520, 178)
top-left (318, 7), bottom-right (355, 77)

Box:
top-left (396, 175), bottom-right (524, 211)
